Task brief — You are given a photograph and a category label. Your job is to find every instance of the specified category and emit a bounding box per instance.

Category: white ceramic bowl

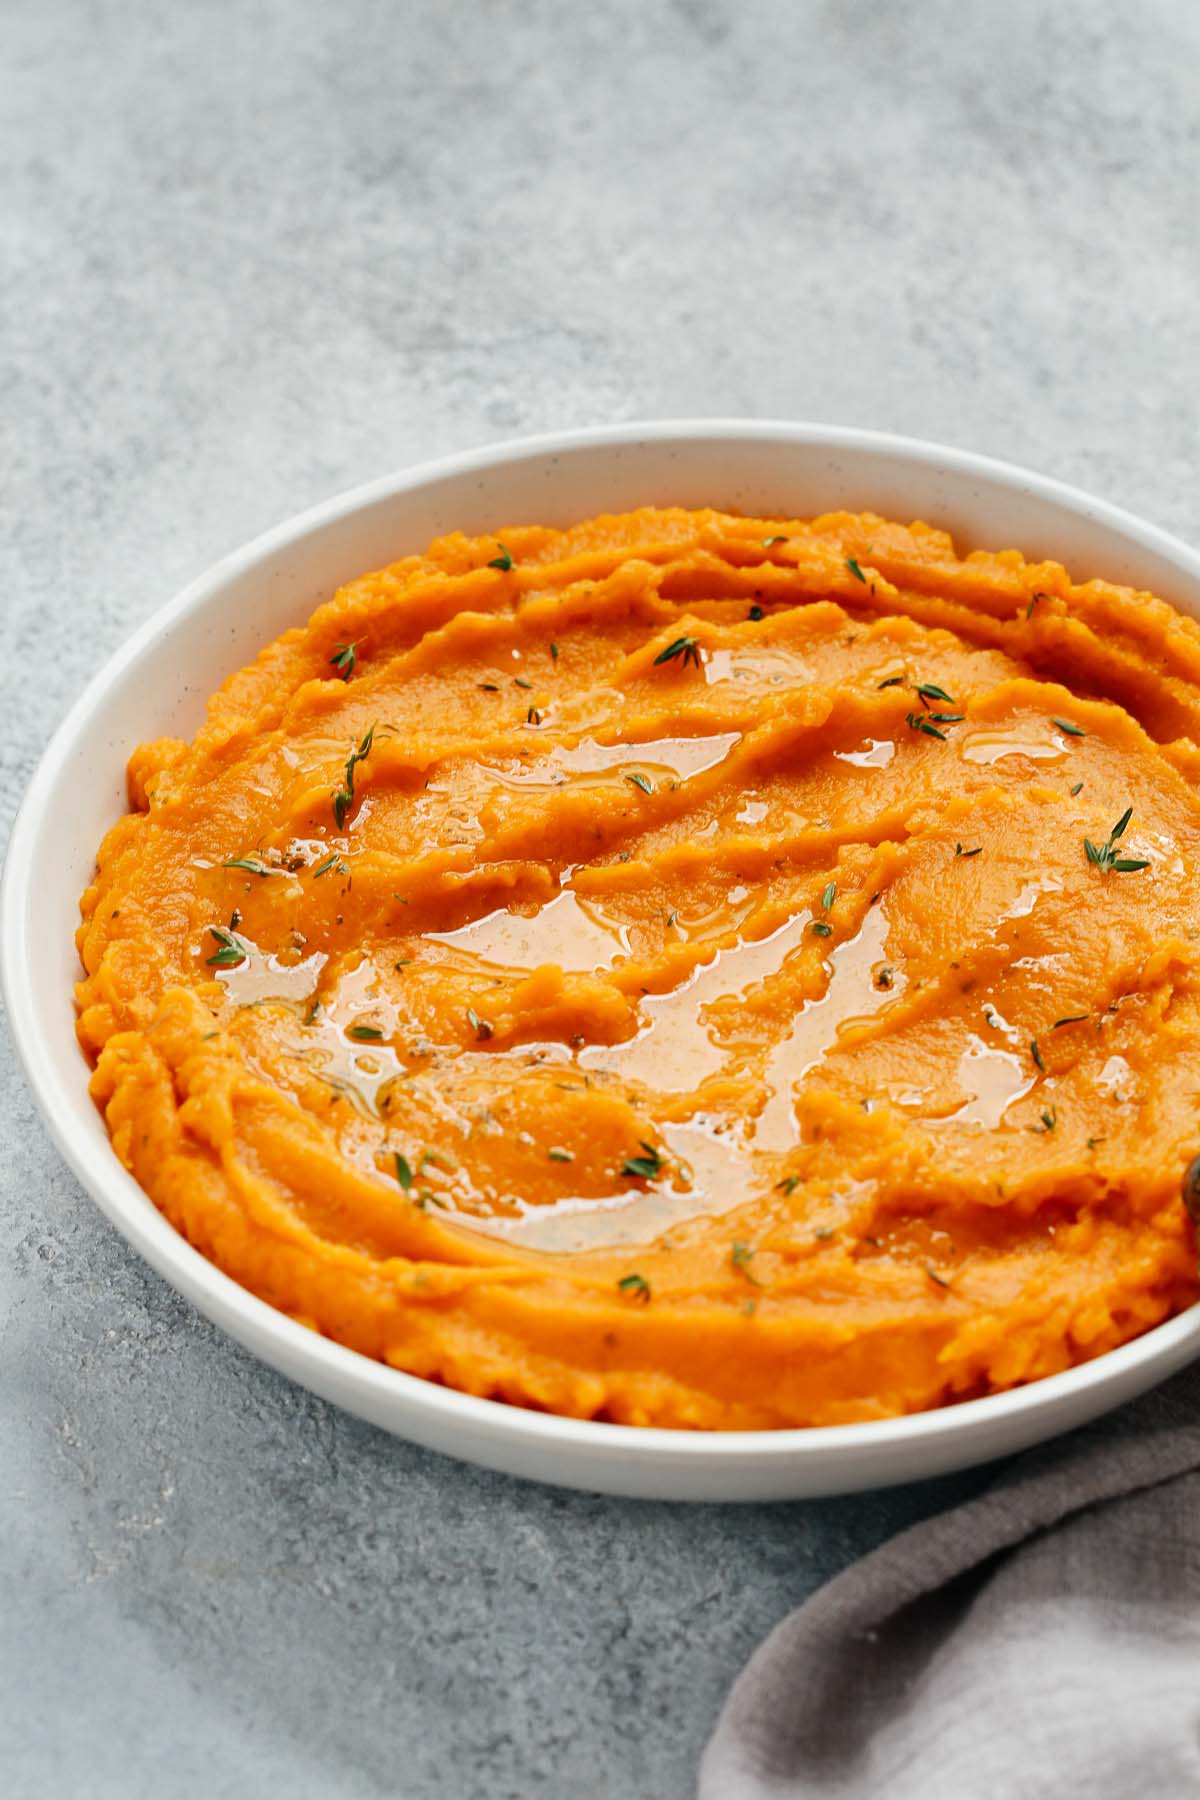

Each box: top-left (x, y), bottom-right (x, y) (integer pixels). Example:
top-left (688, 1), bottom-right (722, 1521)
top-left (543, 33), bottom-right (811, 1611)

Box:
top-left (5, 421), bottom-right (1200, 1501)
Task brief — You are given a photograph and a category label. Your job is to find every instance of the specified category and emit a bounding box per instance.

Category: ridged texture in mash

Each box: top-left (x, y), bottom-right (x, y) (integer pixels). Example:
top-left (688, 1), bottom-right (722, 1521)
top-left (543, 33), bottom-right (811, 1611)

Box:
top-left (77, 508), bottom-right (1200, 1427)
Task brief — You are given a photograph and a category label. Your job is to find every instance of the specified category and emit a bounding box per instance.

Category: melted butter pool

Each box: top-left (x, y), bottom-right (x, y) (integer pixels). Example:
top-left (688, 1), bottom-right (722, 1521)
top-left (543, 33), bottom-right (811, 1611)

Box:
top-left (754, 904), bottom-right (897, 1151)
top-left (426, 889), bottom-right (631, 974)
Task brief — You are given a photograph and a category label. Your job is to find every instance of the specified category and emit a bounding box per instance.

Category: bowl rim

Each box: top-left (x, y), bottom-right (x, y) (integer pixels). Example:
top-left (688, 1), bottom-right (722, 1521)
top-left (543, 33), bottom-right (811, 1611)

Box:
top-left (5, 414), bottom-right (1200, 1473)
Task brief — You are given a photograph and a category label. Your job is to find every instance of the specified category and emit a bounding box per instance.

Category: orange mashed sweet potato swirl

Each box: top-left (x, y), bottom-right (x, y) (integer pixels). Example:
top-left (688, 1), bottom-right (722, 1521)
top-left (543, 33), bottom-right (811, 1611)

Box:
top-left (77, 507), bottom-right (1200, 1428)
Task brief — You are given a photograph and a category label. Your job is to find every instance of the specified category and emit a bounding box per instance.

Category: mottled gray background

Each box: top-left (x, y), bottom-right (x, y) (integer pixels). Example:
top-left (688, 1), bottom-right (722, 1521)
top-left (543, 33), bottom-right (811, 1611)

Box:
top-left (3, 1), bottom-right (1198, 1795)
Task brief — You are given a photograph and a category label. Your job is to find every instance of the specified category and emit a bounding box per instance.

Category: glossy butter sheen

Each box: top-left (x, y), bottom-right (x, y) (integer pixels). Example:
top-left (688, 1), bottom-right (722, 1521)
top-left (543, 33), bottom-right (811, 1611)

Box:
top-left (76, 506), bottom-right (1200, 1428)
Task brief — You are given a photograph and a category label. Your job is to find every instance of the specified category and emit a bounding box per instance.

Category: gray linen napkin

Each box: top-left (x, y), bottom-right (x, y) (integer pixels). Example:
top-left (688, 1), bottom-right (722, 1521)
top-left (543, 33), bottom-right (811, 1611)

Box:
top-left (701, 1363), bottom-right (1200, 1798)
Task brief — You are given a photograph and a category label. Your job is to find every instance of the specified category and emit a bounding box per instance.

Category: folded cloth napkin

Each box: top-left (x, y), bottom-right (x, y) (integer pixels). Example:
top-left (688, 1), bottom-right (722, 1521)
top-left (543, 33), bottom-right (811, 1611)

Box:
top-left (701, 1362), bottom-right (1200, 1798)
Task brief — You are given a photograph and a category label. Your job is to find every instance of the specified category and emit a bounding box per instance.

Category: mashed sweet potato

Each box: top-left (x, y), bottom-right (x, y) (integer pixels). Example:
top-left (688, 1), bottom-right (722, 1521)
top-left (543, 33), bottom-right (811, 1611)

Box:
top-left (77, 507), bottom-right (1200, 1427)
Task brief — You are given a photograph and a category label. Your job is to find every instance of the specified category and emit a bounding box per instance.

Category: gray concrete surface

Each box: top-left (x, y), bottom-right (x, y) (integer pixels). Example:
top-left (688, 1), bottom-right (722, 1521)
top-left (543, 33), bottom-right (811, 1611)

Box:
top-left (3, 1), bottom-right (1199, 1794)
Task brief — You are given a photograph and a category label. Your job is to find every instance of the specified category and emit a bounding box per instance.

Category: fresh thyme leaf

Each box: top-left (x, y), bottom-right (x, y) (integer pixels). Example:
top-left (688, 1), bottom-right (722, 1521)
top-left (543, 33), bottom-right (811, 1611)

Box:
top-left (845, 556), bottom-right (867, 583)
top-left (914, 682), bottom-right (956, 705)
top-left (1070, 781), bottom-right (1084, 796)
top-left (527, 705), bottom-right (542, 725)
top-left (925, 712), bottom-right (964, 723)
top-left (906, 712), bottom-right (947, 740)
top-left (329, 638), bottom-right (361, 680)
top-left (621, 1153), bottom-right (664, 1181)
top-left (1052, 717), bottom-right (1086, 737)
top-left (653, 634), bottom-right (702, 669)
top-left (877, 674), bottom-right (905, 688)
top-left (1054, 1013), bottom-right (1089, 1028)
top-left (349, 1025), bottom-right (384, 1041)
top-left (811, 920), bottom-right (833, 937)
top-left (776, 1175), bottom-right (801, 1195)
top-left (1031, 1037), bottom-right (1045, 1072)
top-left (513, 674), bottom-right (533, 689)
top-left (813, 1225), bottom-right (834, 1242)
top-left (206, 925), bottom-right (247, 967)
top-left (925, 1263), bottom-right (951, 1289)
top-left (626, 771), bottom-right (653, 795)
top-left (1085, 808), bottom-right (1148, 874)
top-left (1026, 591), bottom-right (1047, 620)
top-left (621, 1140), bottom-right (665, 1181)
top-left (395, 1153), bottom-right (414, 1190)
top-left (548, 1147), bottom-right (574, 1163)
top-left (731, 1242), bottom-right (762, 1284)
top-left (478, 681), bottom-right (500, 692)
top-left (617, 1273), bottom-right (651, 1302)
top-left (549, 642), bottom-right (559, 660)
top-left (332, 723), bottom-right (377, 830)
top-left (487, 543), bottom-right (514, 571)
top-left (820, 881), bottom-right (836, 912)
top-left (955, 843), bottom-right (983, 858)
top-left (1034, 1106), bottom-right (1058, 1133)
top-left (747, 604), bottom-right (764, 620)
top-left (762, 535), bottom-right (787, 547)
top-left (467, 1007), bottom-right (494, 1041)
top-left (312, 854), bottom-right (344, 879)
top-left (223, 857), bottom-right (272, 876)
